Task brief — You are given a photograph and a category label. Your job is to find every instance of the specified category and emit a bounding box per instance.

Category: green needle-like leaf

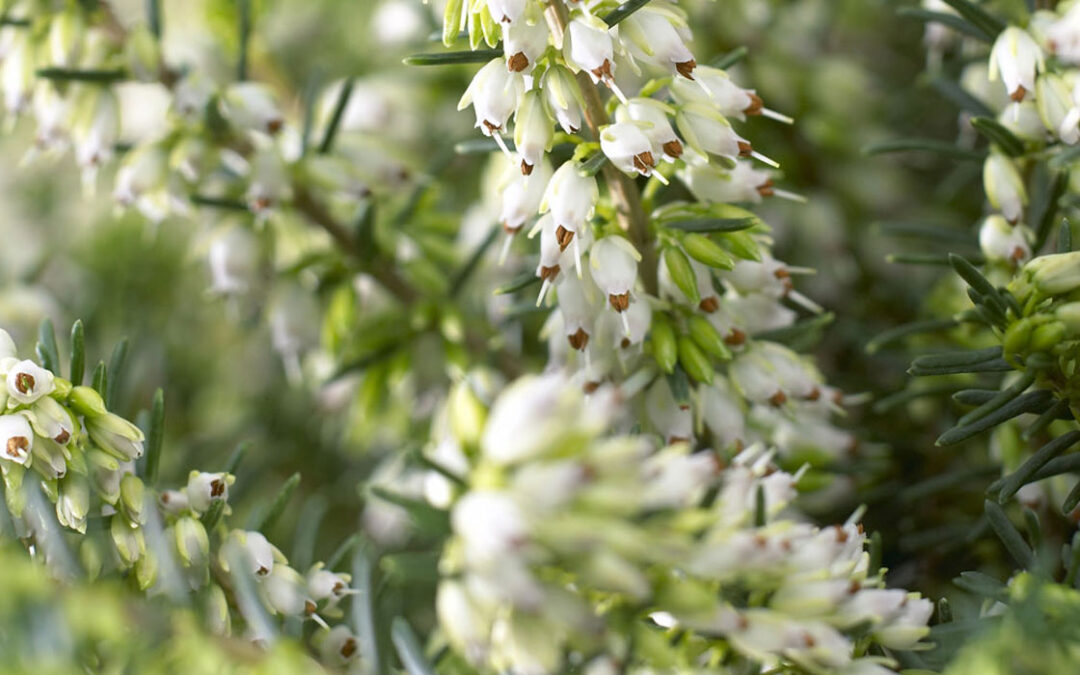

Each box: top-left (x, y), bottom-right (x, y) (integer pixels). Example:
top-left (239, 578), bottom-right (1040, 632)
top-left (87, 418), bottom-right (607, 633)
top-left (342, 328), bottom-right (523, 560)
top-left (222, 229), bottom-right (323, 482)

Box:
top-left (937, 390), bottom-right (1054, 446)
top-left (143, 389), bottom-right (165, 485)
top-left (998, 430), bottom-right (1080, 503)
top-left (106, 338), bottom-right (128, 411)
top-left (251, 472), bottom-right (301, 532)
top-left (36, 318), bottom-right (59, 374)
top-left (985, 500), bottom-right (1037, 571)
top-left (603, 0), bottom-right (652, 27)
top-left (970, 116), bottom-right (1025, 157)
top-left (392, 617), bottom-right (437, 675)
top-left (404, 49), bottom-right (503, 66)
top-left (69, 320), bottom-right (85, 385)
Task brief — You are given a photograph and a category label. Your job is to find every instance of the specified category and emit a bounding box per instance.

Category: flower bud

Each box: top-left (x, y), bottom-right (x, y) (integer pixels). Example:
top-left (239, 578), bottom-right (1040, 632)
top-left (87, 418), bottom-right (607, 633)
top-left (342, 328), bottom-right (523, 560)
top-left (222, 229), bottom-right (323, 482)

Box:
top-left (683, 233), bottom-right (736, 270)
top-left (676, 103), bottom-right (746, 161)
top-left (111, 513), bottom-right (145, 566)
top-left (120, 473), bottom-right (146, 525)
top-left (983, 153), bottom-right (1027, 223)
top-left (135, 552), bottom-right (158, 591)
top-left (87, 448), bottom-right (123, 504)
top-left (87, 412), bottom-right (145, 461)
top-left (174, 516), bottom-right (210, 568)
top-left (543, 65), bottom-right (585, 134)
top-left (650, 313), bottom-right (678, 373)
top-left (678, 335), bottom-right (714, 384)
top-left (688, 315), bottom-right (732, 361)
top-left (617, 98), bottom-right (682, 159)
top-left (56, 474), bottom-right (89, 533)
top-left (1035, 73), bottom-right (1079, 143)
top-left (663, 246), bottom-right (700, 304)
top-left (262, 564), bottom-right (310, 616)
top-left (514, 90), bottom-right (553, 174)
top-left (6, 359), bottom-right (55, 405)
top-left (620, 6), bottom-right (695, 78)
top-left (308, 564), bottom-right (353, 607)
top-left (205, 584), bottom-right (232, 635)
top-left (0, 413), bottom-right (32, 466)
top-left (69, 385), bottom-right (107, 418)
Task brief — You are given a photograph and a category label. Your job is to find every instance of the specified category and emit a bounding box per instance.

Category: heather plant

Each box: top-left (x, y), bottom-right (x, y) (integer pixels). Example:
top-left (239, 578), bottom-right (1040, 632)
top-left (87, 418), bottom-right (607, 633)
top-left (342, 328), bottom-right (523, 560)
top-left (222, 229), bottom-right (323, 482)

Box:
top-left (1, 0), bottom-right (1079, 673)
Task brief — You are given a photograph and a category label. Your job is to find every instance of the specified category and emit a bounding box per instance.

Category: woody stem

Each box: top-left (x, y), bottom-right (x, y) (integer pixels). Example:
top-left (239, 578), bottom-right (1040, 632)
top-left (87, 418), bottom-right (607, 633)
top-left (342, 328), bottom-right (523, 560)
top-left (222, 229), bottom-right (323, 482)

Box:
top-left (543, 1), bottom-right (658, 295)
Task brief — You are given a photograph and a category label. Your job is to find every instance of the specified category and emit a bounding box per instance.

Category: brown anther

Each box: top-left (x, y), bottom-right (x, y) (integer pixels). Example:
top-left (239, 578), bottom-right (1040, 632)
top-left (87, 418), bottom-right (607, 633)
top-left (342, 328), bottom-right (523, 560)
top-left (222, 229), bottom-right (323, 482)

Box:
top-left (807, 387), bottom-right (821, 402)
top-left (848, 581), bottom-right (861, 594)
top-left (768, 391), bottom-right (787, 407)
top-left (699, 296), bottom-right (720, 313)
top-left (744, 93), bottom-right (764, 116)
top-left (832, 389), bottom-right (844, 405)
top-left (256, 565), bottom-right (270, 576)
top-left (753, 534), bottom-right (767, 548)
top-left (756, 179), bottom-right (775, 197)
top-left (161, 493), bottom-right (171, 504)
top-left (591, 59), bottom-right (614, 82)
top-left (304, 600), bottom-right (317, 615)
top-left (6, 436), bottom-right (27, 459)
top-left (662, 139), bottom-right (684, 159)
top-left (1010, 84), bottom-right (1027, 102)
top-left (609, 292), bottom-right (630, 312)
top-left (209, 479), bottom-right (226, 497)
top-left (54, 429), bottom-right (70, 444)
top-left (735, 614), bottom-right (749, 630)
top-left (632, 151), bottom-right (655, 173)
top-left (737, 140), bottom-right (753, 158)
top-left (521, 159), bottom-right (534, 176)
top-left (482, 120), bottom-right (501, 134)
top-left (620, 337), bottom-right (631, 349)
top-left (668, 436), bottom-right (690, 445)
top-left (567, 328), bottom-right (590, 350)
top-left (14, 372), bottom-right (34, 394)
top-left (733, 439), bottom-right (744, 453)
top-left (555, 225), bottom-right (575, 251)
top-left (539, 264), bottom-right (561, 282)
top-left (341, 637), bottom-right (358, 659)
top-left (780, 539), bottom-right (792, 551)
top-left (502, 221), bottom-right (522, 235)
top-left (267, 118), bottom-right (283, 134)
top-left (834, 525), bottom-right (849, 543)
top-left (774, 268), bottom-right (793, 291)
top-left (856, 522), bottom-right (865, 534)
top-left (1010, 246), bottom-right (1026, 263)
top-left (252, 197), bottom-right (272, 212)
top-left (675, 59), bottom-right (696, 80)
top-left (725, 328), bottom-right (747, 346)
top-left (583, 381), bottom-right (601, 394)
top-left (333, 581), bottom-right (346, 594)
top-left (507, 52), bottom-right (529, 72)
top-left (803, 633), bottom-right (816, 648)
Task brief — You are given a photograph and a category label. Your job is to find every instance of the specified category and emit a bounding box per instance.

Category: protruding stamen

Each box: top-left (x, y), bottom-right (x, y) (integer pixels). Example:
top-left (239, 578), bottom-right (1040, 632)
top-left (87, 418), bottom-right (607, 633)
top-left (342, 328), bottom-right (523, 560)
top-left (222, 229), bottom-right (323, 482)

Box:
top-left (620, 310), bottom-right (631, 336)
top-left (536, 278), bottom-right (552, 306)
top-left (573, 235), bottom-right (583, 278)
top-left (492, 132), bottom-right (513, 158)
top-left (771, 188), bottom-right (807, 203)
top-left (498, 234), bottom-right (514, 265)
top-left (760, 107), bottom-right (794, 124)
top-left (750, 150), bottom-right (780, 168)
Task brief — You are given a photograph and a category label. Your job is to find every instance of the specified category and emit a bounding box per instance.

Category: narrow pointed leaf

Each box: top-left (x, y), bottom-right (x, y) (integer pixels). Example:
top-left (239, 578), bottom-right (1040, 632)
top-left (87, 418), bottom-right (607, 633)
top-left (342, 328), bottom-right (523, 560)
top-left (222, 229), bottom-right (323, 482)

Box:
top-left (940, 0), bottom-right (1006, 36)
top-left (91, 361), bottom-right (108, 398)
top-left (36, 318), bottom-right (59, 374)
top-left (864, 138), bottom-right (984, 161)
top-left (711, 45), bottom-right (747, 70)
top-left (252, 472), bottom-right (300, 532)
top-left (897, 7), bottom-right (992, 41)
top-left (970, 116), bottom-right (1024, 156)
top-left (392, 618), bottom-right (437, 675)
top-left (494, 272), bottom-right (541, 295)
top-left (69, 320), bottom-right (85, 385)
top-left (998, 430), bottom-right (1080, 502)
top-left (603, 0), bottom-right (652, 26)
top-left (352, 548), bottom-right (384, 675)
top-left (319, 77), bottom-right (354, 155)
top-left (666, 217), bottom-right (756, 233)
top-left (106, 338), bottom-right (128, 410)
top-left (404, 48), bottom-right (503, 65)
top-left (937, 390), bottom-right (1054, 445)
top-left (144, 388), bottom-right (165, 485)
top-left (985, 500), bottom-right (1036, 570)
top-left (957, 371), bottom-right (1035, 426)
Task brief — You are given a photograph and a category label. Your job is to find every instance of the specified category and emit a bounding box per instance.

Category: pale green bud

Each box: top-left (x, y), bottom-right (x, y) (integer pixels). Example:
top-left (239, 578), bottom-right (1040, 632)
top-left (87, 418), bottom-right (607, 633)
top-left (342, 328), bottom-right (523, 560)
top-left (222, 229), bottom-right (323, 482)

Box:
top-left (1026, 251), bottom-right (1080, 297)
top-left (983, 153), bottom-right (1027, 223)
top-left (1036, 73), bottom-right (1078, 143)
top-left (119, 473), bottom-right (146, 525)
top-left (449, 379), bottom-right (487, 447)
top-left (205, 584), bottom-right (232, 636)
top-left (80, 539), bottom-right (103, 580)
top-left (134, 552), bottom-right (158, 591)
top-left (683, 233), bottom-right (735, 270)
top-left (110, 513), bottom-right (144, 567)
top-left (650, 313), bottom-right (678, 374)
top-left (47, 9), bottom-right (85, 67)
top-left (87, 412), bottom-right (145, 461)
top-left (30, 437), bottom-right (68, 481)
top-left (69, 385), bottom-right (107, 418)
top-left (174, 516), bottom-right (210, 568)
top-left (87, 447), bottom-right (123, 504)
top-left (56, 474), bottom-right (89, 533)
top-left (28, 395), bottom-right (76, 445)
top-left (663, 246), bottom-right (700, 304)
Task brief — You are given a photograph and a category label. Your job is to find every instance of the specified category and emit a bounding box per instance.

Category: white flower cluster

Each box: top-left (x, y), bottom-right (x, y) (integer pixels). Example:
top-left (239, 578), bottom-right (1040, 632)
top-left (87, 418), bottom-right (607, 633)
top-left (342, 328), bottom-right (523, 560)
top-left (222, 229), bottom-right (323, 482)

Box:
top-left (430, 374), bottom-right (932, 675)
top-left (456, 0), bottom-right (853, 464)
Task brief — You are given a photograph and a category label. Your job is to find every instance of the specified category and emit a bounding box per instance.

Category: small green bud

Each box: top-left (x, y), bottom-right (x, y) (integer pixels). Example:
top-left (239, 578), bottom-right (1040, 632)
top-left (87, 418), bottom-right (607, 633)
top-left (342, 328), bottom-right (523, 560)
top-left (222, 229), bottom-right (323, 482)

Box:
top-left (1056, 302), bottom-right (1080, 336)
top-left (650, 314), bottom-right (678, 374)
top-left (448, 380), bottom-right (487, 447)
top-left (1031, 321), bottom-right (1066, 353)
top-left (174, 516), bottom-right (210, 568)
top-left (56, 474), bottom-right (89, 533)
top-left (1003, 318), bottom-right (1034, 356)
top-left (682, 233), bottom-right (736, 270)
top-left (87, 412), bottom-right (145, 461)
top-left (80, 539), bottom-right (103, 580)
top-left (443, 0), bottom-right (465, 47)
top-left (721, 231), bottom-right (762, 261)
top-left (110, 513), bottom-right (144, 567)
top-left (87, 447), bottom-right (122, 504)
top-left (135, 552), bottom-right (158, 591)
top-left (1030, 252), bottom-right (1080, 296)
top-left (205, 584), bottom-right (232, 636)
top-left (677, 336), bottom-right (714, 385)
top-left (69, 386), bottom-right (107, 418)
top-left (51, 377), bottom-right (72, 400)
top-left (664, 246), bottom-right (700, 304)
top-left (687, 316), bottom-right (732, 361)
top-left (120, 473), bottom-right (146, 525)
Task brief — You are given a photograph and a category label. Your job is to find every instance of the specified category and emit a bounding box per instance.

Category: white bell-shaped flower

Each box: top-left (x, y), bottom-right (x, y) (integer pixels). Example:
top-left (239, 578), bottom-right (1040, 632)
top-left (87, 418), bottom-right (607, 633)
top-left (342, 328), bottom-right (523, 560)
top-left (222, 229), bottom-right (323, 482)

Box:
top-left (459, 58), bottom-right (523, 138)
top-left (6, 359), bottom-right (54, 405)
top-left (208, 224), bottom-right (259, 295)
top-left (681, 161), bottom-right (776, 204)
top-left (989, 27), bottom-right (1043, 103)
top-left (672, 65), bottom-right (762, 120)
top-left (979, 214), bottom-right (1032, 265)
top-left (617, 98), bottom-right (682, 159)
top-left (308, 565), bottom-right (353, 606)
top-left (645, 378), bottom-right (693, 444)
top-left (557, 270), bottom-right (599, 351)
top-left (566, 16), bottom-right (616, 87)
top-left (1047, 3), bottom-right (1080, 64)
top-left (2, 32), bottom-right (33, 115)
top-left (500, 160), bottom-right (550, 234)
top-left (589, 236), bottom-right (640, 314)
top-left (70, 87), bottom-right (120, 190)
top-left (600, 122), bottom-right (657, 177)
top-left (0, 413), bottom-right (32, 465)
top-left (487, 0), bottom-right (525, 24)
top-left (1035, 73), bottom-right (1079, 143)
top-left (620, 6), bottom-right (696, 79)
top-left (675, 102), bottom-right (748, 161)
top-left (983, 153), bottom-right (1027, 223)
top-left (480, 373), bottom-right (588, 464)
top-left (239, 530), bottom-right (276, 577)
top-left (222, 82), bottom-right (284, 134)
top-left (504, 17), bottom-right (548, 73)
top-left (701, 380), bottom-right (746, 449)
top-left (617, 299), bottom-right (652, 348)
top-left (453, 490), bottom-right (528, 565)
top-left (514, 90), bottom-right (553, 175)
top-left (185, 470), bottom-right (233, 513)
